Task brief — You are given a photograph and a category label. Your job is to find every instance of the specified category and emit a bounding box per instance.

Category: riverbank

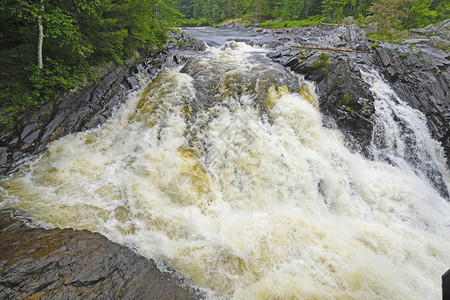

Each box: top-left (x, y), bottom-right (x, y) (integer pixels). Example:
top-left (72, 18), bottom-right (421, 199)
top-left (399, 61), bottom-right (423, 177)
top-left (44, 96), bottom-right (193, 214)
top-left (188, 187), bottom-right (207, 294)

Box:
top-left (0, 209), bottom-right (201, 299)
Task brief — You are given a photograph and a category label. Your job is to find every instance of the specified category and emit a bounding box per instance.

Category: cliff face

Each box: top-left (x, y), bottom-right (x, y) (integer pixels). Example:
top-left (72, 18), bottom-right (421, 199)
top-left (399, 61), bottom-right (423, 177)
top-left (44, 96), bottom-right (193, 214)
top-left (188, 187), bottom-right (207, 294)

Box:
top-left (268, 22), bottom-right (449, 163)
top-left (267, 21), bottom-right (449, 198)
top-left (0, 209), bottom-right (200, 300)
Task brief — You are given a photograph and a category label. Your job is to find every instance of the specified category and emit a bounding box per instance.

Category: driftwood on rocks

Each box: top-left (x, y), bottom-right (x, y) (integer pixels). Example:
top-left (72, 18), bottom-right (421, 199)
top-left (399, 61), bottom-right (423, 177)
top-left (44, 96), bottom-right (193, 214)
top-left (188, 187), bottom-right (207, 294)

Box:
top-left (297, 45), bottom-right (355, 52)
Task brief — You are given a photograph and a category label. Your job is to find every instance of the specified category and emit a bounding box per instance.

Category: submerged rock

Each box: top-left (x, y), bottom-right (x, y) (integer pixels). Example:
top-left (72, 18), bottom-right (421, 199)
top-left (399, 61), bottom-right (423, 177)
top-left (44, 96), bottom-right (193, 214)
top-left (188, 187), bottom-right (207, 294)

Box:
top-left (0, 209), bottom-right (200, 300)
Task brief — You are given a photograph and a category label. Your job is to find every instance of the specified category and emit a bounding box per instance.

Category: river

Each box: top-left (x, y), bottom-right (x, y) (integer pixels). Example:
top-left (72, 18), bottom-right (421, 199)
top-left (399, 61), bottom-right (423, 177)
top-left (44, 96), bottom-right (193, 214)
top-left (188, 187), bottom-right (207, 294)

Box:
top-left (1, 28), bottom-right (449, 299)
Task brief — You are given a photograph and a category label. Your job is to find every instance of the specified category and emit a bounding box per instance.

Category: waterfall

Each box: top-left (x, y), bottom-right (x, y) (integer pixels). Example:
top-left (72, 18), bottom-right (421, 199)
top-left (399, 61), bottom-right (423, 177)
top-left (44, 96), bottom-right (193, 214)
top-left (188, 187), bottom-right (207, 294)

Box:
top-left (361, 68), bottom-right (450, 197)
top-left (1, 42), bottom-right (449, 299)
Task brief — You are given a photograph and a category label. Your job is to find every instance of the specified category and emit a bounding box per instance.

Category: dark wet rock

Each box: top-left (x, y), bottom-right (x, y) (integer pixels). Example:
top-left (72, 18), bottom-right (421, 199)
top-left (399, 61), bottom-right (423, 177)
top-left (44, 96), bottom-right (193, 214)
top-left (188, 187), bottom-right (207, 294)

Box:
top-left (0, 209), bottom-right (201, 300)
top-left (444, 268), bottom-right (450, 300)
top-left (267, 23), bottom-right (449, 169)
top-left (0, 63), bottom-right (132, 176)
top-left (268, 25), bottom-right (376, 152)
top-left (264, 22), bottom-right (449, 198)
top-left (372, 41), bottom-right (450, 165)
top-left (0, 33), bottom-right (199, 178)
top-left (0, 148), bottom-right (7, 165)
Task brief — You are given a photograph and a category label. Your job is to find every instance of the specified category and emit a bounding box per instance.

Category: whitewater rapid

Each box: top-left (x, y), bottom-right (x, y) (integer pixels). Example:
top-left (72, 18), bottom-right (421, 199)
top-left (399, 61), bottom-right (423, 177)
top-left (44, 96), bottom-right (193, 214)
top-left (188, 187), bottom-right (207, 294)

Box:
top-left (1, 42), bottom-right (449, 299)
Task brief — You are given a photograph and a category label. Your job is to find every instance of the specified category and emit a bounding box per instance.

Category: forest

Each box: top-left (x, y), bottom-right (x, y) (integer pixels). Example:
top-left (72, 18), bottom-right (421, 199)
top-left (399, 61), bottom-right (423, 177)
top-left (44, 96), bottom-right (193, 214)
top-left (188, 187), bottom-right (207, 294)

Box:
top-left (0, 0), bottom-right (448, 127)
top-left (0, 0), bottom-right (180, 126)
top-left (173, 0), bottom-right (448, 28)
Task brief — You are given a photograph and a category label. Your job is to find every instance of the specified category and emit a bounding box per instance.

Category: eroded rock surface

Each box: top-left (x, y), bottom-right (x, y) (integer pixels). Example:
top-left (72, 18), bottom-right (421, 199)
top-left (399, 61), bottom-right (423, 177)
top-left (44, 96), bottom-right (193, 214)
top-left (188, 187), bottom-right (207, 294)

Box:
top-left (0, 209), bottom-right (200, 300)
top-left (0, 32), bottom-right (200, 177)
top-left (263, 21), bottom-right (449, 198)
top-left (267, 21), bottom-right (449, 168)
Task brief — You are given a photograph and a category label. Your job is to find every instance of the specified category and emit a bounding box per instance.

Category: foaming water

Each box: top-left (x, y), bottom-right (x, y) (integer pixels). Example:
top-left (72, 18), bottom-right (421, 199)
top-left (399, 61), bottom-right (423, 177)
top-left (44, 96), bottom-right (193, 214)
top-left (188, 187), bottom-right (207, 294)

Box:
top-left (361, 69), bottom-right (450, 196)
top-left (1, 42), bottom-right (450, 299)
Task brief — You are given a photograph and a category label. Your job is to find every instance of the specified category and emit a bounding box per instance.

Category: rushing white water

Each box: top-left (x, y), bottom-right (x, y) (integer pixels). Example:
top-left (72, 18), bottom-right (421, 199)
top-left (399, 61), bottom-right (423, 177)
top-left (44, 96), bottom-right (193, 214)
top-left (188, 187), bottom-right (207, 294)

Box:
top-left (361, 68), bottom-right (450, 195)
top-left (1, 42), bottom-right (450, 299)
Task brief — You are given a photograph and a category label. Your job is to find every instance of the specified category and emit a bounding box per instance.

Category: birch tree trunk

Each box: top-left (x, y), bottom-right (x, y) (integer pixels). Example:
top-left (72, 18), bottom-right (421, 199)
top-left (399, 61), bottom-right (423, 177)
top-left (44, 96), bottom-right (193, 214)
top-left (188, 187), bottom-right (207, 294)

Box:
top-left (37, 0), bottom-right (44, 70)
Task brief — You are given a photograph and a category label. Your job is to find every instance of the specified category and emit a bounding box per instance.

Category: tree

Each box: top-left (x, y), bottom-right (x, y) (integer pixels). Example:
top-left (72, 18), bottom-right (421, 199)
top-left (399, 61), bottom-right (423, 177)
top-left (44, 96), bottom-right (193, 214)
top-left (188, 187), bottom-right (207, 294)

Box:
top-left (431, 0), bottom-right (450, 21)
top-left (1, 0), bottom-right (180, 120)
top-left (322, 0), bottom-right (354, 21)
top-left (37, 0), bottom-right (43, 69)
top-left (253, 0), bottom-right (270, 19)
top-left (367, 0), bottom-right (410, 36)
top-left (403, 0), bottom-right (437, 28)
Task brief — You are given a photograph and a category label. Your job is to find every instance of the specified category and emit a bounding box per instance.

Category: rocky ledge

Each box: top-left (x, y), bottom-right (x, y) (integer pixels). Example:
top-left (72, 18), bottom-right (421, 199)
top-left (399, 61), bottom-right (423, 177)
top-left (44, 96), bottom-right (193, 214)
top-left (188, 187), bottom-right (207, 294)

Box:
top-left (0, 32), bottom-right (205, 300)
top-left (0, 209), bottom-right (201, 300)
top-left (268, 20), bottom-right (449, 160)
top-left (266, 19), bottom-right (449, 198)
top-left (0, 31), bottom-right (203, 178)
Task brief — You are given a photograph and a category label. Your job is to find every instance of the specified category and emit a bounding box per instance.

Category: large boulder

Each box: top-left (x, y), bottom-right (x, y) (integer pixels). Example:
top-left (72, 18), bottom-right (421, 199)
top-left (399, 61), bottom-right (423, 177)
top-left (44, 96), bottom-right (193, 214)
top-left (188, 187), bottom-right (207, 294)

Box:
top-left (0, 209), bottom-right (200, 300)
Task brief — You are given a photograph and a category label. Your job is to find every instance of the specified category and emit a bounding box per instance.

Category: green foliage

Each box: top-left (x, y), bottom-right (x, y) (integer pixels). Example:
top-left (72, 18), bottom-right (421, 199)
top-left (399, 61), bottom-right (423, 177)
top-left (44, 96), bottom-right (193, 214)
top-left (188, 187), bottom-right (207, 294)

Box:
top-left (338, 93), bottom-right (357, 113)
top-left (434, 0), bottom-right (450, 21)
top-left (173, 0), bottom-right (442, 31)
top-left (254, 0), bottom-right (270, 19)
top-left (312, 52), bottom-right (330, 70)
top-left (339, 93), bottom-right (351, 105)
top-left (0, 0), bottom-right (179, 126)
top-left (403, 0), bottom-right (437, 29)
top-left (178, 18), bottom-right (212, 26)
top-left (297, 49), bottom-right (313, 63)
top-left (370, 42), bottom-right (379, 49)
top-left (367, 0), bottom-right (409, 32)
top-left (322, 0), bottom-right (354, 22)
top-left (260, 15), bottom-right (324, 28)
top-left (367, 0), bottom-right (441, 38)
top-left (173, 0), bottom-right (328, 23)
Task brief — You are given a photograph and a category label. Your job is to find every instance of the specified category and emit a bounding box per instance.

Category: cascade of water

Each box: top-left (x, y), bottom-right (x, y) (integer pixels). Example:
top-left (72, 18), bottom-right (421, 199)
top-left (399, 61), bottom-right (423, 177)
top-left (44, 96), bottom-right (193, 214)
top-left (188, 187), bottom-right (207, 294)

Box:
top-left (360, 68), bottom-right (450, 197)
top-left (1, 42), bottom-right (449, 299)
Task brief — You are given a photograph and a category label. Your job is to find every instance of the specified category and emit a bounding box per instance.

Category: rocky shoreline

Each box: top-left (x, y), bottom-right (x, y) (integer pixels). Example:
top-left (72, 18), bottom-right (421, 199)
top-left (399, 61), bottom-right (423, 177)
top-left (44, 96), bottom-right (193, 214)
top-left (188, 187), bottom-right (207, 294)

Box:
top-left (0, 32), bottom-right (205, 300)
top-left (0, 32), bottom-right (204, 177)
top-left (264, 20), bottom-right (449, 197)
top-left (0, 209), bottom-right (201, 300)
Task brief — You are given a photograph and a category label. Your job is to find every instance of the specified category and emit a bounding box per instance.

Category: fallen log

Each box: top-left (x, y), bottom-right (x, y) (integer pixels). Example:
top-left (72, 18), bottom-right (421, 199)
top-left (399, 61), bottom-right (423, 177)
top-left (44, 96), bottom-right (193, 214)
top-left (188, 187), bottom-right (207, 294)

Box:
top-left (297, 45), bottom-right (355, 52)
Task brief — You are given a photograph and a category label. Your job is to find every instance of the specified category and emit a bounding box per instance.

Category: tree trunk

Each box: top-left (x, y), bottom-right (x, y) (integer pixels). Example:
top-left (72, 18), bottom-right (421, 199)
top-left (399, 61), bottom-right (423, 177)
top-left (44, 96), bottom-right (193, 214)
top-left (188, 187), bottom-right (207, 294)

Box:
top-left (37, 0), bottom-right (44, 70)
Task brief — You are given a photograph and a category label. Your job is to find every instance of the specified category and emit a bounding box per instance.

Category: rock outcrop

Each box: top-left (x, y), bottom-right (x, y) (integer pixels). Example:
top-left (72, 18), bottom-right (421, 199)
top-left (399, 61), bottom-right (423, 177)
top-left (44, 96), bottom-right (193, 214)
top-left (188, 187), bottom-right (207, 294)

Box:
top-left (268, 22), bottom-right (449, 164)
top-left (373, 41), bottom-right (449, 162)
top-left (0, 60), bottom-right (153, 177)
top-left (265, 21), bottom-right (449, 198)
top-left (0, 209), bottom-right (200, 300)
top-left (0, 32), bottom-right (201, 177)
